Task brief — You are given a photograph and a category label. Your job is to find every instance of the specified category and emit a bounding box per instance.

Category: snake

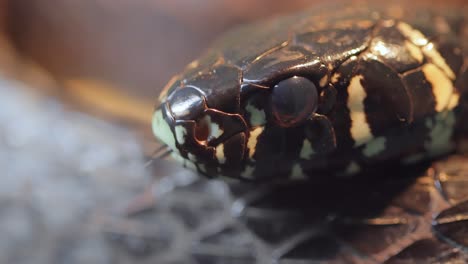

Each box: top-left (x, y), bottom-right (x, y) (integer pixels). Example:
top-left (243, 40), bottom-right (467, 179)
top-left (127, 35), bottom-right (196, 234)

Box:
top-left (151, 3), bottom-right (468, 182)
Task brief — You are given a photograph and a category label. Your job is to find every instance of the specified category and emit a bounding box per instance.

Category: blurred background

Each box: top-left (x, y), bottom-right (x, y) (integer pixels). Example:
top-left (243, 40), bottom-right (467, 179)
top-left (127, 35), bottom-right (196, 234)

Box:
top-left (0, 1), bottom-right (466, 263)
top-left (3, 0), bottom-right (465, 134)
top-left (2, 0), bottom-right (320, 136)
top-left (0, 1), bottom-right (327, 263)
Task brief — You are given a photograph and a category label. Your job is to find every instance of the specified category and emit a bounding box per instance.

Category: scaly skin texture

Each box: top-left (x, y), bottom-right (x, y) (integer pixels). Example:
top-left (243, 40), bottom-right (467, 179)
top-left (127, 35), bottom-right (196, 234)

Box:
top-left (153, 4), bottom-right (468, 181)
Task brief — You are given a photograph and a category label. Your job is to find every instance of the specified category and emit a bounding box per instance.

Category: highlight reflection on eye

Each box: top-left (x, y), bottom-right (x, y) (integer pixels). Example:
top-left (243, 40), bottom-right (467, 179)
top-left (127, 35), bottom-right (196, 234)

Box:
top-left (270, 76), bottom-right (318, 127)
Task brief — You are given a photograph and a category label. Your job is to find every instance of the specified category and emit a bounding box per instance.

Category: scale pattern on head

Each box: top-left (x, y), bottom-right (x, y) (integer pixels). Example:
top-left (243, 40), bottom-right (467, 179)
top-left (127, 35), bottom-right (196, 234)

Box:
top-left (153, 5), bottom-right (468, 181)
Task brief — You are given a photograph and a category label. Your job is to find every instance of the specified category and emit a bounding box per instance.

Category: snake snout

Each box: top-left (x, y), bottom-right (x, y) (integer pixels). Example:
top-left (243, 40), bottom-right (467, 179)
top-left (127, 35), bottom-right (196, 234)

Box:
top-left (153, 86), bottom-right (248, 173)
top-left (167, 86), bottom-right (206, 120)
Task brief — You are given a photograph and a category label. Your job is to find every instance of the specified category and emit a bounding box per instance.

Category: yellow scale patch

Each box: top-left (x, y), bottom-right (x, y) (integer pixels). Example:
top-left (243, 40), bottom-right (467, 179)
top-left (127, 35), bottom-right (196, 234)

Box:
top-left (422, 43), bottom-right (456, 80)
top-left (422, 64), bottom-right (459, 112)
top-left (397, 22), bottom-right (429, 46)
top-left (347, 75), bottom-right (373, 146)
top-left (247, 126), bottom-right (264, 159)
top-left (405, 40), bottom-right (424, 63)
top-left (396, 22), bottom-right (459, 160)
top-left (215, 143), bottom-right (226, 164)
top-left (319, 75), bottom-right (329, 87)
top-left (397, 21), bottom-right (459, 112)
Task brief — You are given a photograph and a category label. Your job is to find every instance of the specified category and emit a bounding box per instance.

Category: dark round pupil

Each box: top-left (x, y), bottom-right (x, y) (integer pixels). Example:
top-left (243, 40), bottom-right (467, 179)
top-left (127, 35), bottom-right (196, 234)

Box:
top-left (271, 76), bottom-right (318, 127)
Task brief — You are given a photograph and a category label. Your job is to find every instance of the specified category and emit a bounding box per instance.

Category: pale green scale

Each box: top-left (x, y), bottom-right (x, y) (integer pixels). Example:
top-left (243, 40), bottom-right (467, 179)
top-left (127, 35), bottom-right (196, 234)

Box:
top-left (152, 110), bottom-right (176, 151)
top-left (174, 125), bottom-right (188, 144)
top-left (290, 163), bottom-right (306, 179)
top-left (241, 166), bottom-right (255, 179)
top-left (203, 115), bottom-right (223, 140)
top-left (402, 153), bottom-right (426, 164)
top-left (245, 102), bottom-right (267, 126)
top-left (362, 136), bottom-right (387, 157)
top-left (188, 153), bottom-right (198, 162)
top-left (198, 164), bottom-right (207, 173)
top-left (424, 110), bottom-right (456, 157)
top-left (299, 139), bottom-right (315, 159)
top-left (171, 152), bottom-right (197, 171)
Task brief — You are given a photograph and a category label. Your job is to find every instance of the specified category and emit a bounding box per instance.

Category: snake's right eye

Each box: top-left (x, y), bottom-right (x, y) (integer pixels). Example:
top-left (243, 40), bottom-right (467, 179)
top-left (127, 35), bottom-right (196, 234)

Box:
top-left (270, 76), bottom-right (318, 128)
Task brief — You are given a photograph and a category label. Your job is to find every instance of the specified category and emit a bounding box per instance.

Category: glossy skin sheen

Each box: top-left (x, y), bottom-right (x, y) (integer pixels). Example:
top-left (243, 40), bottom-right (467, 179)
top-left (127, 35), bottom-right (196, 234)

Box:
top-left (153, 5), bottom-right (468, 181)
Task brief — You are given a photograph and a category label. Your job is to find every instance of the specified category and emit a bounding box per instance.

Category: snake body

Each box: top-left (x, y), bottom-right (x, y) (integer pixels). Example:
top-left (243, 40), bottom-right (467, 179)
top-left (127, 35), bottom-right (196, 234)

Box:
top-left (152, 4), bottom-right (468, 181)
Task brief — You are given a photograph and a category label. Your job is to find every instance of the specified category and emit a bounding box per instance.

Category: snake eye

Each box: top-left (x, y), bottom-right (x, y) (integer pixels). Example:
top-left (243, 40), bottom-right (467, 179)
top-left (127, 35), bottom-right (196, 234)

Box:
top-left (271, 76), bottom-right (318, 127)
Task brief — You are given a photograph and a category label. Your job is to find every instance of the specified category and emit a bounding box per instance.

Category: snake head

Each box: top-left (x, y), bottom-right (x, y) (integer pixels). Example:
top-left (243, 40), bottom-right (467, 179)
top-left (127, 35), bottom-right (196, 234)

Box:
top-left (153, 13), bottom-right (463, 181)
top-left (152, 44), bottom-right (338, 181)
top-left (153, 64), bottom-right (252, 178)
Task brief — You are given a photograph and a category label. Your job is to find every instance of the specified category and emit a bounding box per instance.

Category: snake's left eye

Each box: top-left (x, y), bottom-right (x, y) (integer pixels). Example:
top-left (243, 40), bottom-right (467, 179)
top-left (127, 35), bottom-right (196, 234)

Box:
top-left (270, 76), bottom-right (318, 127)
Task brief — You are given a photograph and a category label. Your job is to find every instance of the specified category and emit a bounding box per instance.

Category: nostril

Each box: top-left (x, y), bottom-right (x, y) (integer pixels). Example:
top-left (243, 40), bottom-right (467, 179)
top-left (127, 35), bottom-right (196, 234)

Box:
top-left (167, 86), bottom-right (206, 120)
top-left (194, 114), bottom-right (225, 146)
top-left (195, 118), bottom-right (210, 144)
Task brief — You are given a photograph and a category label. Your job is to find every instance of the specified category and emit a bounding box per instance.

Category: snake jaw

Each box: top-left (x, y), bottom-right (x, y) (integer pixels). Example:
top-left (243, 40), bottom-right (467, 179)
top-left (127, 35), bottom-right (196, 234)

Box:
top-left (152, 97), bottom-right (249, 176)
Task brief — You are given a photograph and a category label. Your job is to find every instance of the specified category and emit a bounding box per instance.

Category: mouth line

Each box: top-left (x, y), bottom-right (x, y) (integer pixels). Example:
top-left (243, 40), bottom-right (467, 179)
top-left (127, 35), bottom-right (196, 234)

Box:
top-left (144, 144), bottom-right (172, 167)
top-left (155, 100), bottom-right (267, 169)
